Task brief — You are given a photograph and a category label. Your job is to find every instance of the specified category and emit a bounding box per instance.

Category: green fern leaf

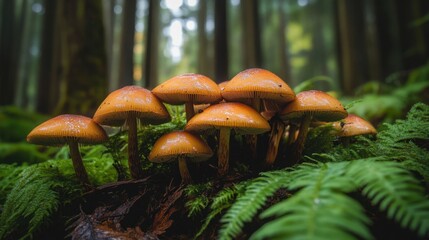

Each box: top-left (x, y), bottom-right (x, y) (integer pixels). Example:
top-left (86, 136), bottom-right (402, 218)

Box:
top-left (195, 183), bottom-right (246, 239)
top-left (218, 170), bottom-right (293, 240)
top-left (0, 164), bottom-right (80, 239)
top-left (347, 159), bottom-right (429, 236)
top-left (251, 162), bottom-right (372, 240)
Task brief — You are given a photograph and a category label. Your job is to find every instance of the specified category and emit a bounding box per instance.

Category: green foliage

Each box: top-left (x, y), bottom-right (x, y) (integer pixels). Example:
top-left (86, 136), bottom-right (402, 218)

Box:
top-left (218, 103), bottom-right (429, 240)
top-left (293, 76), bottom-right (335, 93)
top-left (344, 64), bottom-right (429, 122)
top-left (252, 162), bottom-right (371, 240)
top-left (195, 183), bottom-right (247, 239)
top-left (0, 142), bottom-right (50, 165)
top-left (347, 159), bottom-right (429, 236)
top-left (0, 106), bottom-right (47, 142)
top-left (218, 171), bottom-right (291, 240)
top-left (185, 182), bottom-right (213, 217)
top-left (0, 164), bottom-right (26, 204)
top-left (0, 164), bottom-right (81, 239)
top-left (0, 144), bottom-right (120, 239)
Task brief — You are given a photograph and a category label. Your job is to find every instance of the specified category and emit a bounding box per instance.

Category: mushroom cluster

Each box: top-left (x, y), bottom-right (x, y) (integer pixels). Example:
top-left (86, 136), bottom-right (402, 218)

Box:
top-left (27, 68), bottom-right (376, 188)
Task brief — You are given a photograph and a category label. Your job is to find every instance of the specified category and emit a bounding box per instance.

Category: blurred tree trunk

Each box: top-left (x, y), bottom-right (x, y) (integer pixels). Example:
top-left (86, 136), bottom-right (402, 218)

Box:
top-left (241, 0), bottom-right (261, 68)
top-left (197, 0), bottom-right (208, 76)
top-left (144, 0), bottom-right (160, 89)
top-left (37, 0), bottom-right (57, 114)
top-left (0, 0), bottom-right (23, 106)
top-left (336, 0), bottom-right (367, 95)
top-left (102, 0), bottom-right (116, 92)
top-left (118, 0), bottom-right (136, 88)
top-left (39, 0), bottom-right (107, 115)
top-left (214, 0), bottom-right (228, 83)
top-left (277, 0), bottom-right (292, 83)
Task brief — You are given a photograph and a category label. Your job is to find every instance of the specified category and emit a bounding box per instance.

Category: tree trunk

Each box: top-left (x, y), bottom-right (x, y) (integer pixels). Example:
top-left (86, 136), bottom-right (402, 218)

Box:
top-left (214, 0), bottom-right (228, 83)
top-left (0, 1), bottom-right (22, 106)
top-left (144, 0), bottom-right (160, 89)
top-left (277, 0), bottom-right (292, 83)
top-left (37, 0), bottom-right (57, 114)
top-left (50, 0), bottom-right (107, 115)
top-left (118, 0), bottom-right (137, 87)
top-left (241, 0), bottom-right (261, 68)
top-left (197, 0), bottom-right (208, 75)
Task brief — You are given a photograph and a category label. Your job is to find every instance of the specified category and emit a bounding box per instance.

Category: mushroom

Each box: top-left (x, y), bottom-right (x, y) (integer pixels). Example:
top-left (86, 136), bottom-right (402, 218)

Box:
top-left (185, 102), bottom-right (270, 176)
top-left (27, 114), bottom-right (108, 187)
top-left (152, 73), bottom-right (222, 121)
top-left (93, 86), bottom-right (170, 179)
top-left (221, 68), bottom-right (295, 160)
top-left (333, 114), bottom-right (377, 145)
top-left (148, 131), bottom-right (213, 184)
top-left (280, 90), bottom-right (348, 163)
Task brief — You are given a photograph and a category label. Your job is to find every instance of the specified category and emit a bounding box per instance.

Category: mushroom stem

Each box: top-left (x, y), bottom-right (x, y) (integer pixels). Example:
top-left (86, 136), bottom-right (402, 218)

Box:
top-left (185, 101), bottom-right (195, 121)
top-left (127, 115), bottom-right (144, 179)
top-left (178, 156), bottom-right (192, 184)
top-left (292, 114), bottom-right (312, 163)
top-left (247, 97), bottom-right (262, 161)
top-left (68, 141), bottom-right (90, 187)
top-left (218, 128), bottom-right (231, 176)
top-left (287, 124), bottom-right (298, 145)
top-left (265, 118), bottom-right (285, 166)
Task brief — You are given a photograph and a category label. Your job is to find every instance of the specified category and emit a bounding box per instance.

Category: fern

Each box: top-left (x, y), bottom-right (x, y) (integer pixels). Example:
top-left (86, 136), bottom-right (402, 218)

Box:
top-left (251, 162), bottom-right (370, 240)
top-left (0, 164), bottom-right (26, 204)
top-left (195, 183), bottom-right (247, 239)
top-left (185, 182), bottom-right (213, 217)
top-left (0, 164), bottom-right (81, 239)
top-left (218, 170), bottom-right (292, 240)
top-left (347, 159), bottom-right (429, 236)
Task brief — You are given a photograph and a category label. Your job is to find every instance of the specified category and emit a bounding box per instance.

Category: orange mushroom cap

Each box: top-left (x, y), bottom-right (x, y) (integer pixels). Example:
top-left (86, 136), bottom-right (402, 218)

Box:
top-left (93, 86), bottom-right (170, 126)
top-left (27, 114), bottom-right (107, 145)
top-left (222, 68), bottom-right (295, 104)
top-left (334, 114), bottom-right (377, 137)
top-left (280, 90), bottom-right (348, 122)
top-left (149, 131), bottom-right (213, 163)
top-left (185, 102), bottom-right (270, 135)
top-left (152, 73), bottom-right (222, 105)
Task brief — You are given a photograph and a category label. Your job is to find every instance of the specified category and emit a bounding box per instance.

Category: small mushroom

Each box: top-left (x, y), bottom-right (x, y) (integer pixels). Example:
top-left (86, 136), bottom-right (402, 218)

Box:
top-left (149, 131), bottom-right (213, 184)
top-left (280, 90), bottom-right (348, 163)
top-left (93, 86), bottom-right (170, 179)
top-left (185, 102), bottom-right (270, 176)
top-left (334, 114), bottom-right (377, 145)
top-left (152, 73), bottom-right (222, 121)
top-left (27, 115), bottom-right (108, 187)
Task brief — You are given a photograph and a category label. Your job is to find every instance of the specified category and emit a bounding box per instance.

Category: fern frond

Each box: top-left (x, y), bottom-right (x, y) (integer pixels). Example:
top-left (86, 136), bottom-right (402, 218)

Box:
top-left (218, 170), bottom-right (293, 240)
top-left (0, 164), bottom-right (80, 239)
top-left (186, 195), bottom-right (209, 217)
top-left (195, 182), bottom-right (247, 239)
top-left (347, 158), bottom-right (429, 236)
top-left (251, 162), bottom-right (371, 240)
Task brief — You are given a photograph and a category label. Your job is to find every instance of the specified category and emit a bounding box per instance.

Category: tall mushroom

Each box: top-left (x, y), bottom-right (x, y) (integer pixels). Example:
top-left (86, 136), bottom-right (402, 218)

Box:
top-left (152, 73), bottom-right (222, 121)
top-left (93, 86), bottom-right (170, 179)
top-left (149, 131), bottom-right (213, 184)
top-left (185, 102), bottom-right (270, 176)
top-left (27, 115), bottom-right (108, 187)
top-left (221, 68), bottom-right (295, 160)
top-left (280, 90), bottom-right (348, 163)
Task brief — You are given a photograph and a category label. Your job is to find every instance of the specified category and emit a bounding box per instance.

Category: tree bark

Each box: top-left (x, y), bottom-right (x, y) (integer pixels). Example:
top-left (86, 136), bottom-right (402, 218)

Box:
top-left (214, 0), bottom-right (228, 83)
top-left (241, 0), bottom-right (261, 68)
top-left (118, 0), bottom-right (137, 87)
top-left (197, 0), bottom-right (208, 75)
top-left (0, 1), bottom-right (22, 106)
top-left (144, 0), bottom-right (160, 89)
